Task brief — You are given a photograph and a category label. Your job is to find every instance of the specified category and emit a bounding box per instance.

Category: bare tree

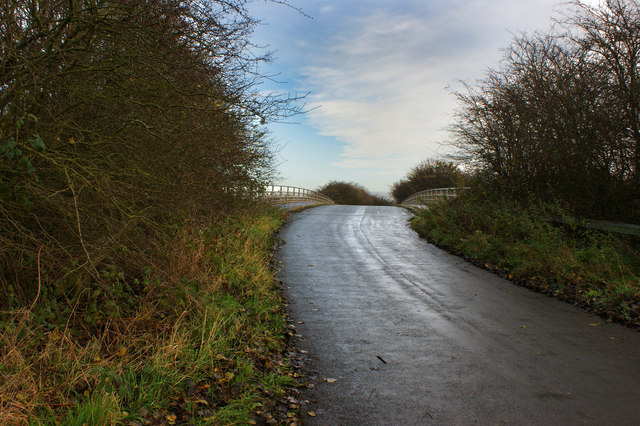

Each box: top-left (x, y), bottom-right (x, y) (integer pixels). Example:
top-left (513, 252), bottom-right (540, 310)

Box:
top-left (562, 0), bottom-right (640, 181)
top-left (450, 1), bottom-right (640, 220)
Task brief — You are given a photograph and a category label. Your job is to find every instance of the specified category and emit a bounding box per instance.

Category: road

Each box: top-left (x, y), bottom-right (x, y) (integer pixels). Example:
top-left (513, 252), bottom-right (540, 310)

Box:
top-left (275, 205), bottom-right (640, 425)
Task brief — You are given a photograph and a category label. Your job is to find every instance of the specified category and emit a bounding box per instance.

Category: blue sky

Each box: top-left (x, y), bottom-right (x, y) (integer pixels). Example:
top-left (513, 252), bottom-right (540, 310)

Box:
top-left (248, 0), bottom-right (597, 195)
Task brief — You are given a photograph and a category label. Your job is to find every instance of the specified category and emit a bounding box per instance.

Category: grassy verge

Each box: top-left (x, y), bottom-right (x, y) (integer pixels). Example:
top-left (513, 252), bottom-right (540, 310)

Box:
top-left (1, 205), bottom-right (298, 424)
top-left (410, 197), bottom-right (640, 326)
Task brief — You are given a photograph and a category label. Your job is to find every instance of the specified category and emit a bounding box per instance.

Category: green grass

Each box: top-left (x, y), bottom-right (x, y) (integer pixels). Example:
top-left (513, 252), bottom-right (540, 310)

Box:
top-left (66, 393), bottom-right (124, 426)
top-left (0, 205), bottom-right (298, 425)
top-left (411, 197), bottom-right (640, 325)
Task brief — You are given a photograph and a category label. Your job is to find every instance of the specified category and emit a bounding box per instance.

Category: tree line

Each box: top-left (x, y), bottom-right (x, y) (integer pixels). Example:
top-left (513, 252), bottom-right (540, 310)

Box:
top-left (0, 0), bottom-right (298, 307)
top-left (319, 181), bottom-right (391, 205)
top-left (450, 0), bottom-right (640, 222)
top-left (393, 1), bottom-right (640, 221)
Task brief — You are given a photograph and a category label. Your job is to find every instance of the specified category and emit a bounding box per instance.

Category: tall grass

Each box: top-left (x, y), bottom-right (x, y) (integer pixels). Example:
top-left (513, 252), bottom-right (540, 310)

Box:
top-left (411, 196), bottom-right (640, 325)
top-left (0, 206), bottom-right (295, 424)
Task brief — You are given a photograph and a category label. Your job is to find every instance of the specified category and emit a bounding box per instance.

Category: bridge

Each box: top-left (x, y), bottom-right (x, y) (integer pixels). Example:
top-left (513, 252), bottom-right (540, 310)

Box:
top-left (401, 187), bottom-right (462, 206)
top-left (264, 185), bottom-right (464, 208)
top-left (264, 185), bottom-right (335, 205)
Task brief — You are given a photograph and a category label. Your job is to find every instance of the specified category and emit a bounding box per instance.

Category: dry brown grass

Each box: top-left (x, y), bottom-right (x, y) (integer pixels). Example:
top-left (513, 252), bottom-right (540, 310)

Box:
top-left (1, 209), bottom-right (291, 424)
top-left (1, 310), bottom-right (101, 424)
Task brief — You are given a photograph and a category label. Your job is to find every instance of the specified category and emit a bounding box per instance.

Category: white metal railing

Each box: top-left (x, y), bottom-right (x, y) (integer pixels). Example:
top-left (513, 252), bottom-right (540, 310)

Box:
top-left (263, 185), bottom-right (334, 205)
top-left (401, 187), bottom-right (465, 206)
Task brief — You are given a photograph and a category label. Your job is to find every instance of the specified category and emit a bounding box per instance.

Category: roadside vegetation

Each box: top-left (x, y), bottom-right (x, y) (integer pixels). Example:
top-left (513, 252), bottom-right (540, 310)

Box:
top-left (2, 208), bottom-right (299, 424)
top-left (1, 0), bottom-right (302, 423)
top-left (318, 181), bottom-right (391, 205)
top-left (412, 190), bottom-right (640, 325)
top-left (409, 0), bottom-right (640, 325)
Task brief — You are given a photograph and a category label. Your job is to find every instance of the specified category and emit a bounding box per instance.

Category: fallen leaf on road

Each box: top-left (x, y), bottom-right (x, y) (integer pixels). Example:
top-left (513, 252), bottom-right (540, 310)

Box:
top-left (589, 323), bottom-right (600, 326)
top-left (324, 378), bottom-right (337, 383)
top-left (308, 411), bottom-right (317, 417)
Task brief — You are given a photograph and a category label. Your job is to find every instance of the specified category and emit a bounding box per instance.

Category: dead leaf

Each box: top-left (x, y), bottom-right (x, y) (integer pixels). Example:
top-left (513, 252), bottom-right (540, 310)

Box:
top-left (324, 378), bottom-right (337, 383)
top-left (308, 411), bottom-right (317, 417)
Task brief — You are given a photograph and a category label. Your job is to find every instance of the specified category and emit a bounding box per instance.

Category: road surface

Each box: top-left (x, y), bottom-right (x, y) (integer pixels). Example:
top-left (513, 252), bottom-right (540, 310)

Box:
top-left (275, 205), bottom-right (640, 425)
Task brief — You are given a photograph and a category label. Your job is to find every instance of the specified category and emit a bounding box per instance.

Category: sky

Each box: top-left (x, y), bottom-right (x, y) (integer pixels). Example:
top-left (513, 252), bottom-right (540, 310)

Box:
top-left (247, 0), bottom-right (600, 195)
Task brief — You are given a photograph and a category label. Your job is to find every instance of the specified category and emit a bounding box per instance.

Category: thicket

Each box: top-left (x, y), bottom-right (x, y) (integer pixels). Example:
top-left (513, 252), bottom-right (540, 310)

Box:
top-left (390, 159), bottom-right (466, 203)
top-left (1, 0), bottom-right (302, 422)
top-left (318, 181), bottom-right (391, 206)
top-left (452, 0), bottom-right (640, 222)
top-left (1, 0), bottom-right (302, 308)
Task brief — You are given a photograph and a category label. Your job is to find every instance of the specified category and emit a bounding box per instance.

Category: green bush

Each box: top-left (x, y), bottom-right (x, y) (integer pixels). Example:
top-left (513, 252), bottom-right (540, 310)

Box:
top-left (318, 181), bottom-right (391, 205)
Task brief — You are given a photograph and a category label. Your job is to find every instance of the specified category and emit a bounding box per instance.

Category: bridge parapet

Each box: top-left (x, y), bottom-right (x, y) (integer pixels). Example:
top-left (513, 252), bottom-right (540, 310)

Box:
top-left (264, 185), bottom-right (334, 205)
top-left (401, 187), bottom-right (464, 206)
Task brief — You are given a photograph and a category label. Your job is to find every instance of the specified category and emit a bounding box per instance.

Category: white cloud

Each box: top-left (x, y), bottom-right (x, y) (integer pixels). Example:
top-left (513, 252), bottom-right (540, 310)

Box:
top-left (297, 0), bottom-right (562, 174)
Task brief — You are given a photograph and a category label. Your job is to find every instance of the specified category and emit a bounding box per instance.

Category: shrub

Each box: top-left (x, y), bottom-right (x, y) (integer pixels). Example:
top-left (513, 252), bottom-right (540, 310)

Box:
top-left (318, 181), bottom-right (391, 205)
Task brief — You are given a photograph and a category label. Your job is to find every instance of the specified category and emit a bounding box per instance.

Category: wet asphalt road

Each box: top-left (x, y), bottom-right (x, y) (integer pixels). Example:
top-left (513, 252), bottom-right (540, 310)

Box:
top-left (275, 205), bottom-right (640, 425)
